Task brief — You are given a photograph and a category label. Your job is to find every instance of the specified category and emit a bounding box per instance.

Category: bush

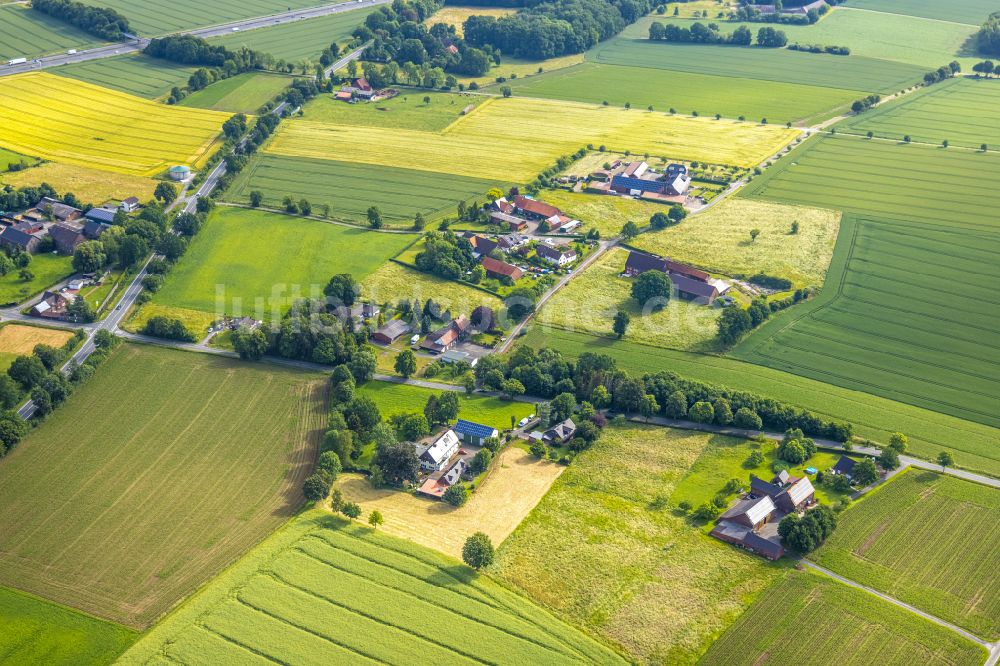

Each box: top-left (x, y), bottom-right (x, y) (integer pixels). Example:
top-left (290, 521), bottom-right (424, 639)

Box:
top-left (443, 483), bottom-right (470, 507)
top-left (141, 316), bottom-right (195, 342)
top-left (733, 407), bottom-right (763, 430)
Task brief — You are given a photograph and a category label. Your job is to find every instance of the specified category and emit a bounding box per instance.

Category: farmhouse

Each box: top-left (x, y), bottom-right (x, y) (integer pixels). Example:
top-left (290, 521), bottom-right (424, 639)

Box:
top-left (372, 319), bottom-right (412, 345)
top-left (454, 418), bottom-right (499, 446)
top-left (513, 195), bottom-right (561, 221)
top-left (49, 222), bottom-right (85, 254)
top-left (421, 316), bottom-right (470, 354)
top-left (119, 197), bottom-right (140, 213)
top-left (497, 233), bottom-right (529, 251)
top-left (490, 211), bottom-right (528, 231)
top-left (334, 302), bottom-right (380, 322)
top-left (84, 207), bottom-right (117, 225)
top-left (610, 162), bottom-right (691, 200)
top-left (749, 474), bottom-right (816, 513)
top-left (481, 256), bottom-right (523, 281)
top-left (30, 290), bottom-right (70, 319)
top-left (543, 418), bottom-right (576, 444)
top-left (417, 457), bottom-right (467, 498)
top-left (418, 429), bottom-right (461, 472)
top-left (464, 233), bottom-right (498, 258)
top-left (624, 250), bottom-right (722, 304)
top-left (83, 219), bottom-right (111, 239)
top-left (343, 77), bottom-right (375, 99)
top-left (536, 242), bottom-right (577, 266)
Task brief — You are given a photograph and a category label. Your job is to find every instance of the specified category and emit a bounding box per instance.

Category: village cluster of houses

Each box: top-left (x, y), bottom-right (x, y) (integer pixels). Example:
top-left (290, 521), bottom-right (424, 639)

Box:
top-left (415, 418), bottom-right (500, 498)
top-left (585, 160), bottom-right (692, 203)
top-left (489, 194), bottom-right (582, 238)
top-left (0, 196), bottom-right (138, 255)
top-left (624, 249), bottom-right (732, 305)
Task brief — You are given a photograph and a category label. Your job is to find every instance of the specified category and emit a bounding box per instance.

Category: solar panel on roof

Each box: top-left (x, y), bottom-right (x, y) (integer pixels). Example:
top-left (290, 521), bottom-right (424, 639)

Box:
top-left (454, 419), bottom-right (496, 438)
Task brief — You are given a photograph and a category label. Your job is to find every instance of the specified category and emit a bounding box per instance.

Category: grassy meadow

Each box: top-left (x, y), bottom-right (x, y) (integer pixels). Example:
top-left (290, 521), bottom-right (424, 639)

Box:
top-left (118, 511), bottom-right (625, 665)
top-left (814, 469), bottom-right (1000, 639)
top-left (0, 344), bottom-right (328, 627)
top-left (209, 6), bottom-right (377, 61)
top-left (838, 77), bottom-right (1000, 149)
top-left (0, 73), bottom-right (230, 176)
top-left (518, 326), bottom-right (1000, 477)
top-left (508, 63), bottom-right (865, 125)
top-left (732, 212), bottom-right (1000, 429)
top-left (0, 147), bottom-right (39, 171)
top-left (178, 72), bottom-right (293, 113)
top-left (362, 261), bottom-right (503, 311)
top-left (0, 4), bottom-right (101, 61)
top-left (356, 380), bottom-right (532, 429)
top-left (496, 425), bottom-right (785, 664)
top-left (633, 197), bottom-right (841, 287)
top-left (0, 587), bottom-right (137, 666)
top-left (226, 153), bottom-right (498, 225)
top-left (0, 253), bottom-right (74, 306)
top-left (53, 54), bottom-right (198, 100)
top-left (303, 90), bottom-right (484, 131)
top-left (0, 162), bottom-right (158, 204)
top-left (846, 0), bottom-right (995, 24)
top-left (537, 247), bottom-right (723, 352)
top-left (701, 569), bottom-right (986, 666)
top-left (152, 207), bottom-right (414, 317)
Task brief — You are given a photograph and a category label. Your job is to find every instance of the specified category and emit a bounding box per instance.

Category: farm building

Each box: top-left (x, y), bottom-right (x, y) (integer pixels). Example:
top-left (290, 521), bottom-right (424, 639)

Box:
top-left (624, 250), bottom-right (725, 304)
top-left (490, 211), bottom-right (528, 231)
top-left (421, 316), bottom-right (470, 354)
top-left (120, 197), bottom-right (140, 213)
top-left (543, 418), bottom-right (576, 444)
top-left (440, 349), bottom-right (476, 366)
top-left (497, 233), bottom-right (529, 251)
top-left (83, 220), bottom-right (111, 239)
top-left (30, 291), bottom-right (70, 319)
top-left (372, 319), bottom-right (412, 345)
top-left (454, 419), bottom-right (499, 446)
top-left (535, 242), bottom-right (577, 266)
top-left (0, 224), bottom-right (42, 253)
top-left (481, 256), bottom-right (523, 281)
top-left (38, 197), bottom-right (81, 222)
top-left (749, 474), bottom-right (816, 513)
top-left (719, 495), bottom-right (777, 530)
top-left (334, 302), bottom-right (380, 322)
top-left (608, 162), bottom-right (691, 200)
top-left (84, 207), bottom-right (117, 225)
top-left (417, 457), bottom-right (467, 498)
top-left (418, 429), bottom-right (461, 472)
top-left (169, 165), bottom-right (191, 181)
top-left (465, 233), bottom-right (499, 258)
top-left (342, 77), bottom-right (375, 99)
top-left (49, 223), bottom-right (85, 254)
top-left (513, 195), bottom-right (561, 221)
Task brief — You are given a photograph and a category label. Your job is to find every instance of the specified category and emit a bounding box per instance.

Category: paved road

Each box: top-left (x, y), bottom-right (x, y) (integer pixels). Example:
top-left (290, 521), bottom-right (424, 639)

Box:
top-left (801, 561), bottom-right (1000, 663)
top-left (0, 1), bottom-right (383, 78)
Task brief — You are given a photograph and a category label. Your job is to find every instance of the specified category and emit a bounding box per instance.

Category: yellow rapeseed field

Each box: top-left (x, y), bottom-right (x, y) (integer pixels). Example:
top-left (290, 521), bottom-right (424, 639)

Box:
top-left (0, 73), bottom-right (231, 176)
top-left (266, 97), bottom-right (797, 180)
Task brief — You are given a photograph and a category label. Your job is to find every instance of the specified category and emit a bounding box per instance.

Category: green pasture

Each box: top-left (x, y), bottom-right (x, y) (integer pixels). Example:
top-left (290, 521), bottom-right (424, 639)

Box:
top-left (814, 469), bottom-right (1000, 639)
top-left (179, 71), bottom-right (293, 113)
top-left (518, 326), bottom-right (1000, 478)
top-left (117, 511), bottom-right (624, 665)
top-left (0, 147), bottom-right (39, 171)
top-left (587, 30), bottom-right (925, 94)
top-left (356, 380), bottom-right (531, 430)
top-left (507, 63), bottom-right (863, 125)
top-left (302, 90), bottom-right (484, 132)
top-left (732, 213), bottom-right (1000, 429)
top-left (208, 6), bottom-right (377, 62)
top-left (153, 206), bottom-right (414, 317)
top-left (701, 569), bottom-right (985, 666)
top-left (0, 587), bottom-right (137, 666)
top-left (846, 0), bottom-right (995, 24)
top-left (742, 133), bottom-right (1000, 231)
top-left (0, 254), bottom-right (74, 306)
top-left (0, 4), bottom-right (101, 61)
top-left (75, 0), bottom-right (342, 35)
top-left (226, 153), bottom-right (497, 226)
top-left (838, 77), bottom-right (1000, 149)
top-left (53, 54), bottom-right (198, 100)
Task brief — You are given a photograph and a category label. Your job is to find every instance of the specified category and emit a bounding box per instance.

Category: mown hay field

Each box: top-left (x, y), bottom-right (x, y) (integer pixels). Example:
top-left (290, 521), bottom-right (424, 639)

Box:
top-left (508, 63), bottom-right (866, 125)
top-left (0, 4), bottom-right (101, 61)
top-left (518, 326), bottom-right (1000, 477)
top-left (701, 569), bottom-right (985, 666)
top-left (537, 247), bottom-right (723, 352)
top-left (209, 6), bottom-right (377, 61)
top-left (226, 153), bottom-right (498, 225)
top-left (0, 162), bottom-right (158, 204)
top-left (496, 425), bottom-right (784, 664)
top-left (53, 54), bottom-right (198, 100)
top-left (179, 71), bottom-right (294, 114)
top-left (426, 5), bottom-right (516, 35)
top-left (633, 198), bottom-right (841, 287)
top-left (266, 97), bottom-right (799, 179)
top-left (0, 73), bottom-right (230, 176)
top-left (847, 0), bottom-right (995, 24)
top-left (814, 470), bottom-right (1000, 639)
top-left (742, 134), bottom-right (1000, 231)
top-left (152, 207), bottom-right (414, 317)
top-left (118, 511), bottom-right (625, 665)
top-left (357, 380), bottom-right (532, 429)
top-left (0, 586), bottom-right (137, 666)
top-left (335, 446), bottom-right (562, 558)
top-left (732, 213), bottom-right (1000, 429)
top-left (0, 344), bottom-right (328, 628)
top-left (838, 77), bottom-right (1000, 149)
top-left (362, 261), bottom-right (503, 312)
top-left (0, 324), bottom-right (73, 355)
top-left (123, 303), bottom-right (218, 339)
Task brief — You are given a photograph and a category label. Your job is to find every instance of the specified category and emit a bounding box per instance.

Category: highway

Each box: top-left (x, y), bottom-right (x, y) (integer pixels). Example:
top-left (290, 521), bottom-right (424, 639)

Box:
top-left (1, 0), bottom-right (385, 78)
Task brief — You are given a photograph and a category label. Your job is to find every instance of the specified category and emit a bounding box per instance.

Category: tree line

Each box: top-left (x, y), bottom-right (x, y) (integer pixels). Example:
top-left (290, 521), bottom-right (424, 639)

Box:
top-left (32, 0), bottom-right (131, 41)
top-left (648, 21), bottom-right (787, 47)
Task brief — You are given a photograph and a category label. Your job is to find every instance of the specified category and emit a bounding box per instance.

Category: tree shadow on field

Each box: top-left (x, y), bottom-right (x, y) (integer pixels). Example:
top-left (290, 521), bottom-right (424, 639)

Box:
top-left (427, 564), bottom-right (481, 589)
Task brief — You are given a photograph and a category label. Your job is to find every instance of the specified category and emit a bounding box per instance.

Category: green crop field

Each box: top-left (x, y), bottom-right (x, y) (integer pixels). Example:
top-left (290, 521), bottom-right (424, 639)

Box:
top-left (226, 153), bottom-right (498, 225)
top-left (838, 78), bottom-right (1000, 149)
top-left (0, 587), bottom-right (137, 666)
top-left (0, 4), bottom-right (101, 61)
top-left (743, 133), bottom-right (1000, 231)
top-left (152, 206), bottom-right (414, 317)
top-left (118, 511), bottom-right (624, 665)
top-left (0, 147), bottom-right (39, 170)
top-left (0, 344), bottom-right (328, 627)
top-left (587, 31), bottom-right (926, 94)
top-left (847, 0), bottom-right (995, 24)
top-left (75, 0), bottom-right (343, 35)
top-left (357, 380), bottom-right (532, 429)
top-left (208, 6), bottom-right (377, 61)
top-left (497, 425), bottom-right (784, 664)
top-left (814, 470), bottom-right (1000, 639)
top-left (701, 569), bottom-right (985, 666)
top-left (302, 91), bottom-right (485, 132)
top-left (179, 71), bottom-right (294, 113)
top-left (0, 253), bottom-right (73, 306)
top-left (518, 326), bottom-right (1000, 477)
top-left (508, 63), bottom-right (864, 125)
top-left (53, 54), bottom-right (198, 100)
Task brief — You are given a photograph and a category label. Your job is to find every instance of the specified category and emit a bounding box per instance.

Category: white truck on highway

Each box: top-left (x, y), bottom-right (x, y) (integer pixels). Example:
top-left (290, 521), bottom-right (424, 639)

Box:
top-left (8, 58), bottom-right (27, 66)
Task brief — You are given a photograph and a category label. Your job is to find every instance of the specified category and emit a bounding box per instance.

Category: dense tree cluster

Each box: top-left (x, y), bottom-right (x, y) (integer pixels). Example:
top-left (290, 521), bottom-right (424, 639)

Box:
top-left (778, 505), bottom-right (836, 553)
top-left (717, 289), bottom-right (811, 344)
top-left (145, 35), bottom-right (263, 70)
top-left (414, 232), bottom-right (477, 279)
top-left (464, 0), bottom-right (651, 59)
top-left (850, 94), bottom-right (881, 114)
top-left (649, 21), bottom-right (753, 45)
top-left (32, 0), bottom-right (131, 40)
top-left (976, 12), bottom-right (1000, 56)
top-left (788, 43), bottom-right (849, 56)
top-left (923, 61), bottom-right (961, 86)
top-left (0, 183), bottom-right (57, 214)
top-left (776, 428), bottom-right (817, 465)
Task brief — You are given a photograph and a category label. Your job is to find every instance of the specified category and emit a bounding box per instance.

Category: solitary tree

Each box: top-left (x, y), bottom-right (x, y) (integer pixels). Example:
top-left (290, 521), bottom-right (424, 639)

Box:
top-left (249, 190), bottom-right (263, 207)
top-left (462, 532), bottom-right (494, 569)
top-left (887, 432), bottom-right (908, 453)
top-left (394, 349), bottom-right (417, 378)
top-left (612, 310), bottom-right (630, 338)
top-left (367, 206), bottom-right (383, 229)
top-left (154, 181), bottom-right (178, 204)
top-left (341, 502), bottom-right (362, 520)
top-left (749, 228), bottom-right (761, 242)
top-left (368, 510), bottom-right (384, 529)
top-left (620, 220), bottom-right (640, 240)
top-left (937, 450), bottom-right (954, 471)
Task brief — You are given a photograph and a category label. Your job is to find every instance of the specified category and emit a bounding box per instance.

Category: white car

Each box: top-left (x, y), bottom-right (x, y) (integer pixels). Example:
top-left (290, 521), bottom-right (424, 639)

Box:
top-left (517, 417), bottom-right (529, 427)
top-left (232, 27), bottom-right (240, 31)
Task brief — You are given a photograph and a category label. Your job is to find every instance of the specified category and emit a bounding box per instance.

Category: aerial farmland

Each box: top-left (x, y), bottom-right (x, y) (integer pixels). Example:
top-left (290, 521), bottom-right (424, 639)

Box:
top-left (0, 0), bottom-right (997, 664)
